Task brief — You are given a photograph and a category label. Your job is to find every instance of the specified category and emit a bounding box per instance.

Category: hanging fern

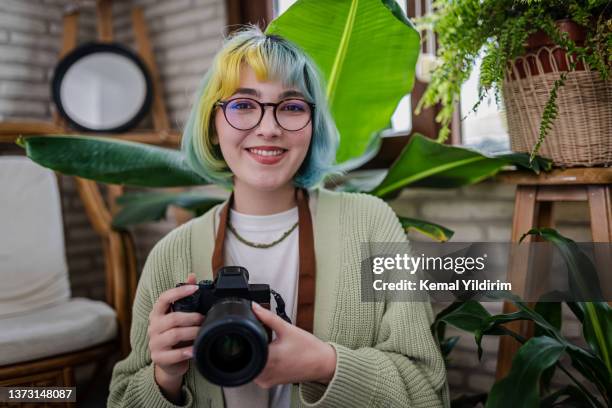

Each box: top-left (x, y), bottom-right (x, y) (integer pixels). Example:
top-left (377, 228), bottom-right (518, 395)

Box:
top-left (416, 0), bottom-right (612, 160)
top-left (532, 71), bottom-right (566, 163)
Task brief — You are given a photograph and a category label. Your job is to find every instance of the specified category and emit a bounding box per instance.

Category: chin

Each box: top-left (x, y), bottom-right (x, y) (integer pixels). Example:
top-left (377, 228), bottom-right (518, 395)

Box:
top-left (243, 175), bottom-right (293, 192)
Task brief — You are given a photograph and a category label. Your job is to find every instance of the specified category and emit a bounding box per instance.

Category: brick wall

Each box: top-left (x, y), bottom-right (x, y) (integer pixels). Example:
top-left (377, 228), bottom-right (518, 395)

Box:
top-left (0, 0), bottom-right (596, 403)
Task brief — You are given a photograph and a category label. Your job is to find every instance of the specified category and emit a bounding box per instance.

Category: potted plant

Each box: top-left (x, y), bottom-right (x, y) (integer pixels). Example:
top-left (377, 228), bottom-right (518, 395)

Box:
top-left (435, 229), bottom-right (611, 407)
top-left (416, 0), bottom-right (611, 166)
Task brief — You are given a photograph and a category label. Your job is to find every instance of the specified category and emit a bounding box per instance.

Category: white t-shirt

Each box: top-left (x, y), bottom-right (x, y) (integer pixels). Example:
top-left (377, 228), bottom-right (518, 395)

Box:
top-left (215, 191), bottom-right (317, 408)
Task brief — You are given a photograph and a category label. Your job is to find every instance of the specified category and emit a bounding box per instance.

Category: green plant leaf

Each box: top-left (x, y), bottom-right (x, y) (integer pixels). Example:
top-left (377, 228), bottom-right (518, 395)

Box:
top-left (534, 302), bottom-right (562, 333)
top-left (485, 336), bottom-right (566, 408)
top-left (540, 385), bottom-right (600, 408)
top-left (495, 152), bottom-right (553, 174)
top-left (521, 228), bottom-right (612, 379)
top-left (435, 300), bottom-right (492, 332)
top-left (327, 169), bottom-right (388, 193)
top-left (474, 311), bottom-right (530, 357)
top-left (368, 134), bottom-right (550, 198)
top-left (534, 302), bottom-right (562, 391)
top-left (398, 216), bottom-right (454, 242)
top-left (266, 0), bottom-right (420, 164)
top-left (21, 135), bottom-right (209, 187)
top-left (487, 290), bottom-right (611, 399)
top-left (112, 191), bottom-right (224, 229)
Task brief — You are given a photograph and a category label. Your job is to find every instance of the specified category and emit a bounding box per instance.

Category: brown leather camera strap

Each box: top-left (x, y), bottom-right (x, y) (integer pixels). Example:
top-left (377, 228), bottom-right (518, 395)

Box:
top-left (211, 188), bottom-right (316, 333)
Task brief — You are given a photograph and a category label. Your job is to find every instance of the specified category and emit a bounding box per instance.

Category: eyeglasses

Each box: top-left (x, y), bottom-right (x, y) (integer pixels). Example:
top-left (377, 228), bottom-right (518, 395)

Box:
top-left (215, 97), bottom-right (315, 131)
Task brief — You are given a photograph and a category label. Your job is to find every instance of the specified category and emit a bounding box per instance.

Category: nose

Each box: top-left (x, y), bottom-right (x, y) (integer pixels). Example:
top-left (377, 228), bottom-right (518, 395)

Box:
top-left (255, 106), bottom-right (282, 137)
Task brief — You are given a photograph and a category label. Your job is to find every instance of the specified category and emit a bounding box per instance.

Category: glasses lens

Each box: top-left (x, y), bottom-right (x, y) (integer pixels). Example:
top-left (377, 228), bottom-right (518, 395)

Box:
top-left (225, 98), bottom-right (262, 130)
top-left (276, 99), bottom-right (312, 131)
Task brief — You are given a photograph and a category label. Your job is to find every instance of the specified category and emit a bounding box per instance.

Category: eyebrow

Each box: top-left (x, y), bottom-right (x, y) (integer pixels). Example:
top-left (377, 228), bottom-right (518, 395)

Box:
top-left (232, 88), bottom-right (305, 99)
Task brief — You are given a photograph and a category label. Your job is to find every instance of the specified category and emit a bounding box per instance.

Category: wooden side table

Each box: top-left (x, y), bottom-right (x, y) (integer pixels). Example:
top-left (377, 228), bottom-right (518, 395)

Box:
top-left (494, 168), bottom-right (612, 380)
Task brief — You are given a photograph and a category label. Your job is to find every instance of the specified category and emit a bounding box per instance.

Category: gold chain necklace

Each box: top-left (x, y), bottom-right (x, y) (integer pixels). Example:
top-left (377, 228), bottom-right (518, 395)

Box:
top-left (227, 220), bottom-right (299, 249)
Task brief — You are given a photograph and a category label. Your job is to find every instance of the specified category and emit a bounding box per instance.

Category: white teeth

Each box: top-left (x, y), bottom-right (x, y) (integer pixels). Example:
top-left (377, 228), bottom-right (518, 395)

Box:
top-left (248, 148), bottom-right (284, 157)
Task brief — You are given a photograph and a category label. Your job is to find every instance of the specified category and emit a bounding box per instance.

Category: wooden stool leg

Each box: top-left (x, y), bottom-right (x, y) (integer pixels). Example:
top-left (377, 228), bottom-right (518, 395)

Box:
top-left (588, 185), bottom-right (612, 305)
top-left (496, 186), bottom-right (537, 379)
top-left (588, 185), bottom-right (612, 241)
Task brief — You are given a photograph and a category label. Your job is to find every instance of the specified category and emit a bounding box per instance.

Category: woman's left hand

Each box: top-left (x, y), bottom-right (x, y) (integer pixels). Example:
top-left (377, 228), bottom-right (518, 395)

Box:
top-left (251, 302), bottom-right (336, 389)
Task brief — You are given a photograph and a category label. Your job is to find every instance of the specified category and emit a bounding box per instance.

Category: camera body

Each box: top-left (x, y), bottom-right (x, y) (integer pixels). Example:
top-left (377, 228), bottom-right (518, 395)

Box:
top-left (172, 266), bottom-right (271, 314)
top-left (171, 266), bottom-right (273, 387)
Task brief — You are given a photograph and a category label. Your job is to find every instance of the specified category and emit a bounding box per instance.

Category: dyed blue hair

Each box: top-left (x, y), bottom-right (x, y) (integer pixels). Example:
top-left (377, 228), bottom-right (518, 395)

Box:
top-left (181, 25), bottom-right (340, 189)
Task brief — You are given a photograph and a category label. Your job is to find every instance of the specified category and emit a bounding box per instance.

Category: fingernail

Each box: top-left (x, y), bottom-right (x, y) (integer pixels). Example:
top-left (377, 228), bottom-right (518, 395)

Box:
top-left (185, 285), bottom-right (198, 292)
top-left (252, 302), bottom-right (261, 309)
top-left (183, 349), bottom-right (193, 357)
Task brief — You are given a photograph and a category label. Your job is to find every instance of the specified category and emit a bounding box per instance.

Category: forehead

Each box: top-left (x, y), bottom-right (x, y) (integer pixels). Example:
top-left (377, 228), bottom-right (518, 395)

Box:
top-left (234, 65), bottom-right (300, 97)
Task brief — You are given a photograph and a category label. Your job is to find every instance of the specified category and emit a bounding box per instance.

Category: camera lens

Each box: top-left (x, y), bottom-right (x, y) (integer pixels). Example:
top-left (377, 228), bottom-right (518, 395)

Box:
top-left (193, 298), bottom-right (269, 386)
top-left (210, 333), bottom-right (252, 373)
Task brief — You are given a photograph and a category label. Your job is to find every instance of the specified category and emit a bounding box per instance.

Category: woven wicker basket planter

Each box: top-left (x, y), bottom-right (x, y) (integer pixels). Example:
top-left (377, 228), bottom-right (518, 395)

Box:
top-left (502, 21), bottom-right (611, 167)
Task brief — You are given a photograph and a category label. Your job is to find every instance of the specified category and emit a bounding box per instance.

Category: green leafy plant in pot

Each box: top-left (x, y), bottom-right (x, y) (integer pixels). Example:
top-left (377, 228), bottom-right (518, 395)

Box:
top-left (417, 0), bottom-right (611, 167)
top-left (435, 229), bottom-right (611, 407)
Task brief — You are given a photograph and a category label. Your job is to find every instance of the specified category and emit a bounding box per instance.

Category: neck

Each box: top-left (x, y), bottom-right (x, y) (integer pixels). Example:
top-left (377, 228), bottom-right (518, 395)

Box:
top-left (232, 181), bottom-right (297, 215)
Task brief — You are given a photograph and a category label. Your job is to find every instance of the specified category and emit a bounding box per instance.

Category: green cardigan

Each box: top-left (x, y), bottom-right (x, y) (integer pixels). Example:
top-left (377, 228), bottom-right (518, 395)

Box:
top-left (108, 188), bottom-right (450, 408)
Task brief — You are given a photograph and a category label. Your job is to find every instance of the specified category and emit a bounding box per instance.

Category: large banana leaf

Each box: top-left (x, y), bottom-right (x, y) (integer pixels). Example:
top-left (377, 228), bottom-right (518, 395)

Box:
top-left (19, 135), bottom-right (209, 187)
top-left (369, 134), bottom-right (552, 198)
top-left (398, 216), bottom-right (454, 242)
top-left (112, 191), bottom-right (225, 229)
top-left (266, 0), bottom-right (420, 164)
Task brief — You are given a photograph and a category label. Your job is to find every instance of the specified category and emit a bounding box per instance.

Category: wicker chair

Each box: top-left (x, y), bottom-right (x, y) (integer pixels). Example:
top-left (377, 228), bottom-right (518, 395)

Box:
top-left (0, 156), bottom-right (137, 401)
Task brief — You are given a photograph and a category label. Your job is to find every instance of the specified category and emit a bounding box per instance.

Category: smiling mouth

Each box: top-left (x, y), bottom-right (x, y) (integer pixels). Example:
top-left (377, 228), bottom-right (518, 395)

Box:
top-left (245, 148), bottom-right (287, 157)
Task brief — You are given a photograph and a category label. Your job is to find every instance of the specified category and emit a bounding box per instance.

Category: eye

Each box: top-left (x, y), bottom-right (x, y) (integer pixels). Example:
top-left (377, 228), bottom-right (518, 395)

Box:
top-left (279, 100), bottom-right (307, 112)
top-left (228, 99), bottom-right (257, 110)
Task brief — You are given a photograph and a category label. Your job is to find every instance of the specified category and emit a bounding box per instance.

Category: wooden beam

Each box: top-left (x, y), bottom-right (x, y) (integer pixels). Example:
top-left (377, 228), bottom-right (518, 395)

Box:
top-left (497, 168), bottom-right (612, 186)
top-left (536, 186), bottom-right (588, 202)
top-left (96, 0), bottom-right (114, 42)
top-left (225, 0), bottom-right (273, 33)
top-left (132, 7), bottom-right (171, 133)
top-left (496, 185), bottom-right (537, 380)
top-left (0, 125), bottom-right (181, 148)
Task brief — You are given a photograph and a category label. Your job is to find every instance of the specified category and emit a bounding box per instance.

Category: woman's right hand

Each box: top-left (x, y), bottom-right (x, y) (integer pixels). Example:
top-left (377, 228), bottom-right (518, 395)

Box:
top-left (148, 273), bottom-right (204, 388)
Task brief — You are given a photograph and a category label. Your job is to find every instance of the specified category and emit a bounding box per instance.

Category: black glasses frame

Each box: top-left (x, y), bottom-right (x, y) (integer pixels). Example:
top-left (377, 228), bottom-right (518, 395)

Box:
top-left (215, 97), bottom-right (316, 131)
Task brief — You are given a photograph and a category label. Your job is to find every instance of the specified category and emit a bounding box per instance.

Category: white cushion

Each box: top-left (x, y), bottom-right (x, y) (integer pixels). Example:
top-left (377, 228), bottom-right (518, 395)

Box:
top-left (0, 298), bottom-right (117, 365)
top-left (0, 156), bottom-right (71, 317)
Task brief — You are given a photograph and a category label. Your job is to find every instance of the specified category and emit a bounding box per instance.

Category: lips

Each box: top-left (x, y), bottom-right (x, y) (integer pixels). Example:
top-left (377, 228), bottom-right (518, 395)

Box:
top-left (245, 146), bottom-right (288, 165)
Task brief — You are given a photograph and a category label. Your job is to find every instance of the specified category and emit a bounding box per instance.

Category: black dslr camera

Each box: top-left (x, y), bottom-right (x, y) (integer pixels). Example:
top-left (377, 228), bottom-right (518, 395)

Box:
top-left (172, 266), bottom-right (289, 387)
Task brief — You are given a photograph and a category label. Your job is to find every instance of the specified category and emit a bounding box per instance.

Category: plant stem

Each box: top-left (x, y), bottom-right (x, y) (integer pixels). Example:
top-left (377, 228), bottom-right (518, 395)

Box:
top-left (556, 362), bottom-right (605, 408)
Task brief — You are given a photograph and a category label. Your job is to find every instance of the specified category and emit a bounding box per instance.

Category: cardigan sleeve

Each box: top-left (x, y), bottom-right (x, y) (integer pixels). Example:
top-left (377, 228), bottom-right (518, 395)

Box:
top-left (299, 196), bottom-right (450, 408)
top-left (107, 233), bottom-right (195, 408)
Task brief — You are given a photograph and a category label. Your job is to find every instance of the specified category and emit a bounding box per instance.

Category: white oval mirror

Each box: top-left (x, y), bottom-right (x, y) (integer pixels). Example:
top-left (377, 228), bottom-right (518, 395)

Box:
top-left (52, 42), bottom-right (153, 133)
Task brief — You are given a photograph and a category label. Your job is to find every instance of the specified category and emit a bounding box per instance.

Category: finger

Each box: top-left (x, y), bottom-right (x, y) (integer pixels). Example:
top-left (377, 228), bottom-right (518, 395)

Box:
top-left (151, 345), bottom-right (194, 366)
top-left (151, 284), bottom-right (199, 317)
top-left (252, 302), bottom-right (290, 336)
top-left (151, 312), bottom-right (204, 335)
top-left (186, 273), bottom-right (197, 285)
top-left (150, 326), bottom-right (200, 351)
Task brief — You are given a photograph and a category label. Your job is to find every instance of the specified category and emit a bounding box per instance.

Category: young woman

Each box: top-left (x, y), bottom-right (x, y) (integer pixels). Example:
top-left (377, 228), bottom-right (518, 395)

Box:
top-left (108, 26), bottom-right (449, 408)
